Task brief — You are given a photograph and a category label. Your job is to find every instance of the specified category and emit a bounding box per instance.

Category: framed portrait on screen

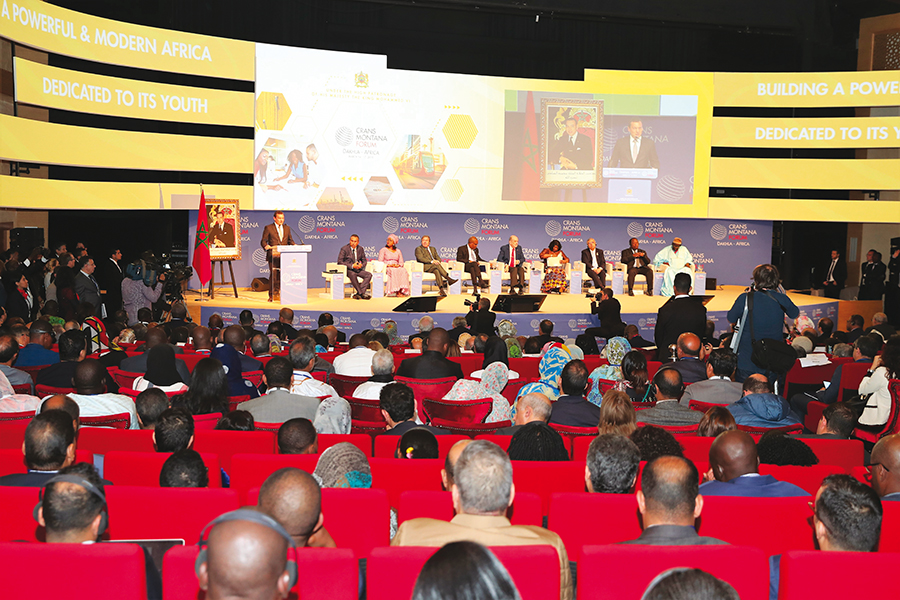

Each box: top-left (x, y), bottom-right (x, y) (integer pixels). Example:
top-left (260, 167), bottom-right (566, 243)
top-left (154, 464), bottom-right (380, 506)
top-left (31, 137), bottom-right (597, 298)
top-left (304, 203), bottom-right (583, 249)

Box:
top-left (540, 98), bottom-right (604, 188)
top-left (207, 200), bottom-right (242, 261)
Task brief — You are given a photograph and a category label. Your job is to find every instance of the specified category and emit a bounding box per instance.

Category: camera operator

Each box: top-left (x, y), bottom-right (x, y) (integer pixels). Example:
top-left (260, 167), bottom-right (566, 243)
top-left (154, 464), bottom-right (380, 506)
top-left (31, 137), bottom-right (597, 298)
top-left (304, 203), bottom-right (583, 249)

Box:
top-left (122, 258), bottom-right (166, 326)
top-left (465, 294), bottom-right (497, 336)
top-left (584, 287), bottom-right (625, 341)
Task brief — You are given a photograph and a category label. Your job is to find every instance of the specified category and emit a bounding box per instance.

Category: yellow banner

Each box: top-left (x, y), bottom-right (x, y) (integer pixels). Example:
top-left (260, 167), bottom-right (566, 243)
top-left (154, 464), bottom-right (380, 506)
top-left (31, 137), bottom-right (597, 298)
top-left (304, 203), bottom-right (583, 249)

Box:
top-left (712, 116), bottom-right (900, 148)
top-left (709, 197), bottom-right (900, 224)
top-left (709, 157), bottom-right (900, 190)
top-left (714, 72), bottom-right (900, 107)
top-left (0, 175), bottom-right (254, 210)
top-left (0, 114), bottom-right (251, 172)
top-left (14, 58), bottom-right (253, 127)
top-left (0, 0), bottom-right (253, 80)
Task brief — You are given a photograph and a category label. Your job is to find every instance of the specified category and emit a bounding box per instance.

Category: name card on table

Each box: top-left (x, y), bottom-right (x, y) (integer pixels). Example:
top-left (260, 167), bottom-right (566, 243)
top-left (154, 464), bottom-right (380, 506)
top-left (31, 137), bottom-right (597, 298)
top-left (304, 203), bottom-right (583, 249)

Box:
top-left (611, 271), bottom-right (625, 296)
top-left (410, 271), bottom-right (423, 296)
top-left (693, 271), bottom-right (707, 295)
top-left (653, 271), bottom-right (665, 296)
top-left (448, 270), bottom-right (462, 295)
top-left (569, 270), bottom-right (583, 294)
top-left (529, 270), bottom-right (542, 294)
top-left (330, 273), bottom-right (344, 300)
top-left (489, 270), bottom-right (502, 295)
top-left (371, 272), bottom-right (384, 298)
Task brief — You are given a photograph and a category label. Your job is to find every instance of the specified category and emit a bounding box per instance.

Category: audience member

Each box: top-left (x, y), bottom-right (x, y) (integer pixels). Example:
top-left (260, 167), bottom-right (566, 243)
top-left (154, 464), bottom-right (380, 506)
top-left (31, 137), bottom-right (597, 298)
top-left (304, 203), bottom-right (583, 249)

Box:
top-left (630, 426), bottom-right (684, 462)
top-left (239, 356), bottom-right (320, 424)
top-left (332, 333), bottom-right (376, 376)
top-left (598, 390), bottom-right (638, 436)
top-left (288, 336), bottom-right (341, 399)
top-left (496, 392), bottom-right (551, 435)
top-left (440, 439), bottom-right (472, 491)
top-left (548, 360), bottom-right (601, 428)
top-left (68, 359), bottom-right (139, 428)
top-left (642, 568), bottom-right (739, 600)
top-left (222, 324), bottom-right (264, 373)
top-left (636, 368), bottom-right (702, 427)
top-left (410, 541), bottom-right (520, 600)
top-left (804, 402), bottom-right (856, 439)
top-left (442, 361), bottom-right (512, 423)
top-left (313, 443), bottom-right (373, 489)
top-left (727, 374), bottom-right (799, 429)
top-left (857, 336), bottom-right (900, 428)
top-left (756, 430), bottom-right (818, 466)
top-left (662, 333), bottom-right (708, 384)
top-left (623, 324), bottom-right (654, 348)
top-left (352, 349), bottom-right (395, 399)
top-left (700, 430), bottom-right (807, 497)
top-left (867, 434), bottom-right (900, 501)
top-left (680, 348), bottom-right (742, 406)
top-left (132, 344), bottom-right (189, 393)
top-left (397, 427), bottom-right (440, 459)
top-left (277, 418), bottom-right (318, 454)
top-left (160, 449), bottom-right (209, 487)
top-left (696, 407), bottom-right (737, 438)
top-left (507, 422), bottom-right (569, 461)
top-left (152, 407), bottom-right (194, 452)
top-left (0, 410), bottom-right (75, 486)
top-left (585, 434), bottom-right (640, 494)
top-left (380, 382), bottom-right (445, 436)
top-left (211, 344), bottom-right (261, 400)
top-left (845, 314), bottom-right (865, 344)
top-left (216, 410), bottom-right (255, 431)
top-left (258, 467), bottom-right (335, 548)
top-left (135, 388), bottom-right (169, 429)
top-left (392, 440), bottom-right (573, 600)
top-left (447, 316), bottom-right (470, 343)
top-left (396, 328), bottom-right (464, 380)
top-left (625, 456), bottom-right (726, 545)
top-left (654, 273), bottom-right (707, 361)
top-left (790, 335), bottom-right (877, 417)
top-left (249, 333), bottom-right (273, 358)
top-left (34, 329), bottom-right (86, 388)
top-left (40, 395), bottom-right (81, 433)
top-left (0, 334), bottom-right (32, 391)
top-left (119, 327), bottom-right (191, 382)
top-left (191, 326), bottom-right (213, 355)
top-left (173, 357), bottom-right (229, 416)
top-left (620, 350), bottom-right (650, 403)
top-left (528, 319), bottom-right (564, 349)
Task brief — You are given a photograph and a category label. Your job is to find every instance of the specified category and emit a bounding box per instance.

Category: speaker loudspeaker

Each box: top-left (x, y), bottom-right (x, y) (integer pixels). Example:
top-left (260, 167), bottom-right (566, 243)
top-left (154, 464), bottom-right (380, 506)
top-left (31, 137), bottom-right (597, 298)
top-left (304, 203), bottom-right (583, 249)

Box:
top-left (251, 277), bottom-right (270, 292)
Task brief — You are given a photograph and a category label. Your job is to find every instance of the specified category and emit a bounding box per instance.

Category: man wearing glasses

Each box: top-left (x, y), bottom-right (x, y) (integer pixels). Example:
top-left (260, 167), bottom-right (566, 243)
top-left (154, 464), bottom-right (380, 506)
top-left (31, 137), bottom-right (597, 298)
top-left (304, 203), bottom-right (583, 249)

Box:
top-left (867, 434), bottom-right (900, 502)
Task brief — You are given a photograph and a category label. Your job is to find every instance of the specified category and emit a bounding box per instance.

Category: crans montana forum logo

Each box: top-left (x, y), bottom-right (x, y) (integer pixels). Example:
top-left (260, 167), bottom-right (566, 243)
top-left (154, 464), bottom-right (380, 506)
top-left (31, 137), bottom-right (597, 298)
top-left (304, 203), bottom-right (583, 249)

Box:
top-left (627, 221), bottom-right (644, 238)
top-left (251, 248), bottom-right (268, 267)
top-left (334, 126), bottom-right (353, 147)
top-left (382, 217), bottom-right (399, 234)
top-left (567, 319), bottom-right (577, 329)
top-left (530, 319), bottom-right (540, 329)
top-left (298, 215), bottom-right (316, 234)
top-left (638, 318), bottom-right (647, 328)
top-left (710, 224), bottom-right (728, 241)
top-left (545, 220), bottom-right (562, 237)
top-left (370, 318), bottom-right (381, 328)
top-left (464, 218), bottom-right (480, 235)
top-left (411, 318), bottom-right (420, 329)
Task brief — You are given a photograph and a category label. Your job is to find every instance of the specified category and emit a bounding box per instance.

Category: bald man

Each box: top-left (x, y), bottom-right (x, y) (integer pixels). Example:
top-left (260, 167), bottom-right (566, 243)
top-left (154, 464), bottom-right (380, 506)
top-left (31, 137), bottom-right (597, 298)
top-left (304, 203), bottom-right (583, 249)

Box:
top-left (457, 236), bottom-right (488, 292)
top-left (223, 325), bottom-right (264, 372)
top-left (699, 430), bottom-right (807, 497)
top-left (661, 333), bottom-right (708, 384)
top-left (191, 326), bottom-right (213, 355)
top-left (395, 328), bottom-right (463, 380)
top-left (197, 511), bottom-right (293, 600)
top-left (441, 439), bottom-right (472, 490)
top-left (258, 468), bottom-right (335, 547)
top-left (68, 359), bottom-right (140, 429)
top-left (868, 435), bottom-right (900, 501)
top-left (496, 392), bottom-right (551, 435)
top-left (635, 368), bottom-right (702, 427)
top-left (40, 395), bottom-right (80, 433)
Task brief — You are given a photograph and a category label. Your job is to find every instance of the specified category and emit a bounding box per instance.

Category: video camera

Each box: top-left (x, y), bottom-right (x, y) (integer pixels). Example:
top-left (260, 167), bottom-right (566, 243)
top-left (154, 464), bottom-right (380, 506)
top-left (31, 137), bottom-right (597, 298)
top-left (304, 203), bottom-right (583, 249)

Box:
top-left (463, 292), bottom-right (481, 308)
top-left (127, 251), bottom-right (193, 302)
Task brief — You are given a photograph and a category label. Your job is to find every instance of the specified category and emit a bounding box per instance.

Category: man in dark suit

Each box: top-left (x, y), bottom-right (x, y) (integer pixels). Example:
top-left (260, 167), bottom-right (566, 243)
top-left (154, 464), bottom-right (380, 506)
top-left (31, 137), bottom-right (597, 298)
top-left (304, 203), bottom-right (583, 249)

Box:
top-left (552, 116), bottom-right (594, 170)
top-left (528, 319), bottom-right (564, 349)
top-left (699, 430), bottom-right (808, 497)
top-left (607, 120), bottom-right (660, 169)
top-left (465, 297), bottom-right (496, 336)
top-left (0, 410), bottom-right (76, 487)
top-left (36, 330), bottom-right (88, 389)
top-left (624, 324), bottom-right (654, 348)
top-left (822, 249), bottom-right (846, 299)
top-left (415, 235), bottom-right (456, 296)
top-left (623, 456), bottom-right (727, 545)
top-left (585, 287), bottom-right (624, 341)
top-left (99, 248), bottom-right (124, 315)
top-left (654, 273), bottom-right (706, 361)
top-left (496, 235), bottom-right (526, 295)
top-left (794, 403), bottom-right (856, 440)
top-left (457, 237), bottom-right (487, 292)
top-left (859, 249), bottom-right (887, 301)
top-left (337, 234), bottom-right (372, 299)
top-left (210, 208), bottom-right (237, 249)
top-left (73, 255), bottom-right (103, 317)
top-left (279, 308), bottom-right (299, 341)
top-left (395, 328), bottom-right (463, 380)
top-left (260, 211), bottom-right (295, 301)
top-left (620, 237), bottom-right (653, 296)
top-left (580, 238), bottom-right (606, 289)
top-left (548, 360), bottom-right (601, 428)
top-left (661, 333), bottom-right (708, 385)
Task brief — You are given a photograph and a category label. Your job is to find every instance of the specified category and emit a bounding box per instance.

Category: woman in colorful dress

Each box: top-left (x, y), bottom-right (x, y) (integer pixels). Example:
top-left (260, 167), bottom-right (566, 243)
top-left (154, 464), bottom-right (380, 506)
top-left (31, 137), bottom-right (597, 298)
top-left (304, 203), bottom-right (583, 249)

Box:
top-left (539, 239), bottom-right (569, 294)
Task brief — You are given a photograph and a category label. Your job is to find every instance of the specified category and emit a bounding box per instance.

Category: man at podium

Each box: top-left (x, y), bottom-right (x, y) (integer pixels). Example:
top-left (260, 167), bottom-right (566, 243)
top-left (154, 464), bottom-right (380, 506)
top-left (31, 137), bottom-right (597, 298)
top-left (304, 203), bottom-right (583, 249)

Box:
top-left (654, 237), bottom-right (694, 297)
top-left (260, 211), bottom-right (296, 301)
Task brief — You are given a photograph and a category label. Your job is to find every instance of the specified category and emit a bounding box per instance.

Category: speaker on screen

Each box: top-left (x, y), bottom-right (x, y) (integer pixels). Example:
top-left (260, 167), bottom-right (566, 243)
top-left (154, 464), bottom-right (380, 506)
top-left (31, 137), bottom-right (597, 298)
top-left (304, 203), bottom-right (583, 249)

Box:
top-left (491, 294), bottom-right (547, 313)
top-left (393, 296), bottom-right (442, 312)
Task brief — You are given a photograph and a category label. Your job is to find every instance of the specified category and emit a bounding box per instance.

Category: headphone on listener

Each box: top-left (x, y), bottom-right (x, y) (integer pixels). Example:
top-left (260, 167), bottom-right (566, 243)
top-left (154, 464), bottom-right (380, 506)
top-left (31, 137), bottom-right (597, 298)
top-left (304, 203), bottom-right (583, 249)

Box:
top-left (33, 474), bottom-right (109, 536)
top-left (650, 367), bottom-right (686, 400)
top-left (195, 509), bottom-right (298, 589)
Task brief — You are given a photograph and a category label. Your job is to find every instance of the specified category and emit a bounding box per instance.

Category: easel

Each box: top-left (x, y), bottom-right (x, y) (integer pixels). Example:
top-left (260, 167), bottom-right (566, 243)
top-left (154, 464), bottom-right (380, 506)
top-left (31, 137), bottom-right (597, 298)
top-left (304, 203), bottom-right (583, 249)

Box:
top-left (209, 259), bottom-right (238, 299)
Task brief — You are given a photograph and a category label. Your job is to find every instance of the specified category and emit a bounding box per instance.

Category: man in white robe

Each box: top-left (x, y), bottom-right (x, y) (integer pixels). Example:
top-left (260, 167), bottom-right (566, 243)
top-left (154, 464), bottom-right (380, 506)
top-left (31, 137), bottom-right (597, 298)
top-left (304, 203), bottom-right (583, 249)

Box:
top-left (654, 237), bottom-right (694, 297)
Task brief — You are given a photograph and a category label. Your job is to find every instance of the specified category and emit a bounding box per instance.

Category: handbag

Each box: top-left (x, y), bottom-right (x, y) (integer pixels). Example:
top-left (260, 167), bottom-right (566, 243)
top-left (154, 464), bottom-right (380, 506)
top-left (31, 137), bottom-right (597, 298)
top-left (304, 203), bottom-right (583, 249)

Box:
top-left (747, 291), bottom-right (797, 374)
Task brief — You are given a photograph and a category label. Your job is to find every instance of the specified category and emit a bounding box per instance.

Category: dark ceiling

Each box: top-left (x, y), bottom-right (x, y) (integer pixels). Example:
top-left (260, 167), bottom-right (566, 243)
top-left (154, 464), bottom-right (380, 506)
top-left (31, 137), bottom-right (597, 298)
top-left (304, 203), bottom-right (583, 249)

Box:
top-left (50, 0), bottom-right (900, 80)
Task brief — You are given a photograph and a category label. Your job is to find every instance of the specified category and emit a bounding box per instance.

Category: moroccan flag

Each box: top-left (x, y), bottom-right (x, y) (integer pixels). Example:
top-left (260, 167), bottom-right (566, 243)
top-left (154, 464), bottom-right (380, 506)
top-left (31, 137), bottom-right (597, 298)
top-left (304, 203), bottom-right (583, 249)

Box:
top-left (519, 90), bottom-right (540, 202)
top-left (192, 190), bottom-right (212, 286)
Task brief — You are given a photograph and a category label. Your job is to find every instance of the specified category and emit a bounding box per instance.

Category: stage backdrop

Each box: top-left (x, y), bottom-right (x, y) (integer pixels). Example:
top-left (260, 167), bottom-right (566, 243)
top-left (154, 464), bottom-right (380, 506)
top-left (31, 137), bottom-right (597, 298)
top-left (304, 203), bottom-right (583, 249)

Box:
top-left (188, 210), bottom-right (772, 291)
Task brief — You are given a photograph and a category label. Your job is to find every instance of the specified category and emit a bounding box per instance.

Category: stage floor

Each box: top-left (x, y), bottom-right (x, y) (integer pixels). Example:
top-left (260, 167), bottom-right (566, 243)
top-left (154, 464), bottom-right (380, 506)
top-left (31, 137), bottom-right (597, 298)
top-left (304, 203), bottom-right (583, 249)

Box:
top-left (183, 285), bottom-right (841, 341)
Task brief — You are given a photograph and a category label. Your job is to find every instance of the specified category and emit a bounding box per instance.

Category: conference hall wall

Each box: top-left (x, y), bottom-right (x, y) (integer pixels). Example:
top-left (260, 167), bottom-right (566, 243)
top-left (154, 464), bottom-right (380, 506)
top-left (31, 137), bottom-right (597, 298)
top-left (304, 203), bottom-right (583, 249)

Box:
top-left (2, 2), bottom-right (897, 274)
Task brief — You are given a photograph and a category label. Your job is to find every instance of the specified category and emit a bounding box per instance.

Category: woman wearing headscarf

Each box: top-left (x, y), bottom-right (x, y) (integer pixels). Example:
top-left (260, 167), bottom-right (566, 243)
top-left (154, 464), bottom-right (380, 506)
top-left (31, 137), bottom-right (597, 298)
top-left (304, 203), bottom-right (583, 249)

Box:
top-left (379, 234), bottom-right (409, 297)
top-left (442, 362), bottom-right (512, 423)
top-left (314, 395), bottom-right (352, 434)
top-left (539, 239), bottom-right (569, 294)
top-left (481, 336), bottom-right (509, 369)
top-left (210, 344), bottom-right (260, 400)
top-left (133, 344), bottom-right (189, 393)
top-left (515, 345), bottom-right (572, 403)
top-left (0, 369), bottom-right (41, 413)
top-left (383, 320), bottom-right (402, 346)
top-left (504, 337), bottom-right (523, 358)
top-left (497, 319), bottom-right (517, 339)
top-left (592, 336), bottom-right (632, 382)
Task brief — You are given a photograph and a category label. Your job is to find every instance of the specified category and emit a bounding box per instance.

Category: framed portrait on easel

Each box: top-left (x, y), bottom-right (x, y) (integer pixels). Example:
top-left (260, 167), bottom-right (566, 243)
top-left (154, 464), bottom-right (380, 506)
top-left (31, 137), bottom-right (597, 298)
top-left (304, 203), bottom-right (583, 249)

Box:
top-left (207, 200), bottom-right (242, 261)
top-left (540, 98), bottom-right (604, 188)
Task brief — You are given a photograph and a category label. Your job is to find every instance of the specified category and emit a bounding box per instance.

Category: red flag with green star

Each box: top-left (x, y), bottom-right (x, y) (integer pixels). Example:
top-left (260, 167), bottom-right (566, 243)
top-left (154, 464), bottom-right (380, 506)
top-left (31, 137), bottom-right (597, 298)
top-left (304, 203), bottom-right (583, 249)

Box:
top-left (192, 190), bottom-right (212, 286)
top-left (519, 91), bottom-right (540, 201)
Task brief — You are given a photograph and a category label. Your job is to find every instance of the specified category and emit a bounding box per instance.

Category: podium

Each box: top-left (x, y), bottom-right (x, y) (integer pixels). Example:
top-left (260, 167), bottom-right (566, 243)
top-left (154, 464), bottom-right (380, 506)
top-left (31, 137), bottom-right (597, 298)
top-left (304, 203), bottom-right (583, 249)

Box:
top-left (603, 167), bottom-right (658, 204)
top-left (276, 245), bottom-right (312, 304)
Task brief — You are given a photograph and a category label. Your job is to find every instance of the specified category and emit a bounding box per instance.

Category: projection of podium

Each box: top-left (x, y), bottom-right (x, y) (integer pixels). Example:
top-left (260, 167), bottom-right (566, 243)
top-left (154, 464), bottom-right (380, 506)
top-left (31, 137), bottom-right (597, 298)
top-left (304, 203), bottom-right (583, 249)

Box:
top-left (603, 167), bottom-right (658, 204)
top-left (276, 245), bottom-right (312, 304)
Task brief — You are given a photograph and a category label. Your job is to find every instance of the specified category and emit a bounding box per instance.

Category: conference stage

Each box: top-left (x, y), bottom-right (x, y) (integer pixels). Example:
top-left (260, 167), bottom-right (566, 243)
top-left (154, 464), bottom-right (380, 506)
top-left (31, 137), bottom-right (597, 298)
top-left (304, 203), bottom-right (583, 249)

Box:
top-left (189, 286), bottom-right (839, 342)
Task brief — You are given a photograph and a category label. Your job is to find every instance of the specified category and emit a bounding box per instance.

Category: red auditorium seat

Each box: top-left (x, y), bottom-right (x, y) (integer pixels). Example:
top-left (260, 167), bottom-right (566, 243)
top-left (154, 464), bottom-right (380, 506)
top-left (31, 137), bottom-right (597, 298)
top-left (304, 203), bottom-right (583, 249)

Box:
top-left (0, 486), bottom-right (45, 542)
top-left (13, 365), bottom-right (44, 380)
top-left (243, 370), bottom-right (264, 386)
top-left (347, 396), bottom-right (385, 422)
top-left (367, 545), bottom-right (561, 600)
top-left (226, 395), bottom-right (252, 412)
top-left (688, 399), bottom-right (730, 412)
top-left (178, 353), bottom-right (205, 372)
top-left (549, 424), bottom-right (597, 459)
top-left (370, 458), bottom-right (444, 507)
top-left (636, 422), bottom-right (699, 435)
top-left (0, 541), bottom-right (149, 600)
top-left (230, 454), bottom-right (319, 502)
top-left (311, 371), bottom-right (327, 382)
top-left (854, 379), bottom-right (900, 443)
top-left (35, 384), bottom-right (74, 396)
top-left (698, 496), bottom-right (814, 555)
top-left (509, 357), bottom-right (541, 380)
top-left (11, 384), bottom-right (32, 395)
top-left (578, 544), bottom-right (768, 600)
top-left (879, 501), bottom-right (900, 553)
top-left (758, 464), bottom-right (846, 495)
top-left (103, 451), bottom-right (221, 487)
top-left (163, 545), bottom-right (359, 600)
top-left (430, 418), bottom-right (511, 437)
top-left (474, 434), bottom-right (513, 451)
top-left (192, 413), bottom-right (220, 430)
top-left (511, 460), bottom-right (586, 515)
top-left (317, 433), bottom-right (373, 456)
top-left (77, 428), bottom-right (155, 454)
top-left (329, 373), bottom-right (370, 398)
top-left (253, 421), bottom-right (281, 432)
top-left (398, 490), bottom-right (543, 527)
top-left (777, 550), bottom-right (900, 599)
top-left (394, 376), bottom-right (457, 422)
top-left (737, 423), bottom-right (802, 435)
top-left (784, 358), bottom-right (851, 398)
top-left (80, 412), bottom-right (133, 429)
top-left (373, 434), bottom-right (469, 458)
top-left (0, 448), bottom-right (93, 477)
top-left (107, 368), bottom-right (141, 389)
top-left (192, 430), bottom-right (275, 473)
top-left (0, 410), bottom-right (34, 422)
top-left (422, 397), bottom-right (492, 424)
top-left (449, 354), bottom-right (483, 378)
top-left (106, 487), bottom-right (239, 544)
top-left (501, 378), bottom-right (531, 405)
top-left (547, 493), bottom-right (642, 561)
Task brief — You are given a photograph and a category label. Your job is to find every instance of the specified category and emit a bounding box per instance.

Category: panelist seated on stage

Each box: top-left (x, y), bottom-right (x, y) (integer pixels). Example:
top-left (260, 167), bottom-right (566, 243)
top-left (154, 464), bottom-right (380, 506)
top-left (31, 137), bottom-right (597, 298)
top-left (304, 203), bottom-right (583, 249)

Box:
top-left (653, 237), bottom-right (694, 297)
top-left (337, 234), bottom-right (372, 300)
top-left (415, 235), bottom-right (457, 297)
top-left (496, 235), bottom-right (526, 295)
top-left (607, 119), bottom-right (660, 170)
top-left (620, 238), bottom-right (653, 296)
top-left (580, 238), bottom-right (606, 289)
top-left (260, 211), bottom-right (295, 302)
top-left (457, 237), bottom-right (488, 292)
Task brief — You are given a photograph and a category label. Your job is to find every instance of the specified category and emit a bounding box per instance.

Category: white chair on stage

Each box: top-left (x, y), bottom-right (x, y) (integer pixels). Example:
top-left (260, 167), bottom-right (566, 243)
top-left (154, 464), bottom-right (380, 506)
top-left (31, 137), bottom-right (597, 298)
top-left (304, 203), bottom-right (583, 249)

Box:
top-left (321, 261), bottom-right (379, 298)
top-left (573, 260), bottom-right (614, 293)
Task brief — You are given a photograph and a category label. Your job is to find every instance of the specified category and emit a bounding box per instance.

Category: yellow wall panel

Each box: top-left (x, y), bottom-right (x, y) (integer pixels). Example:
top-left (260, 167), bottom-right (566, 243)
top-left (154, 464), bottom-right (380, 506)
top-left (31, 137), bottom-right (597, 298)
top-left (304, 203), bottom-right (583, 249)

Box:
top-left (709, 197), bottom-right (900, 223)
top-left (712, 116), bottom-right (900, 148)
top-left (709, 157), bottom-right (900, 190)
top-left (714, 71), bottom-right (900, 108)
top-left (0, 114), bottom-right (251, 172)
